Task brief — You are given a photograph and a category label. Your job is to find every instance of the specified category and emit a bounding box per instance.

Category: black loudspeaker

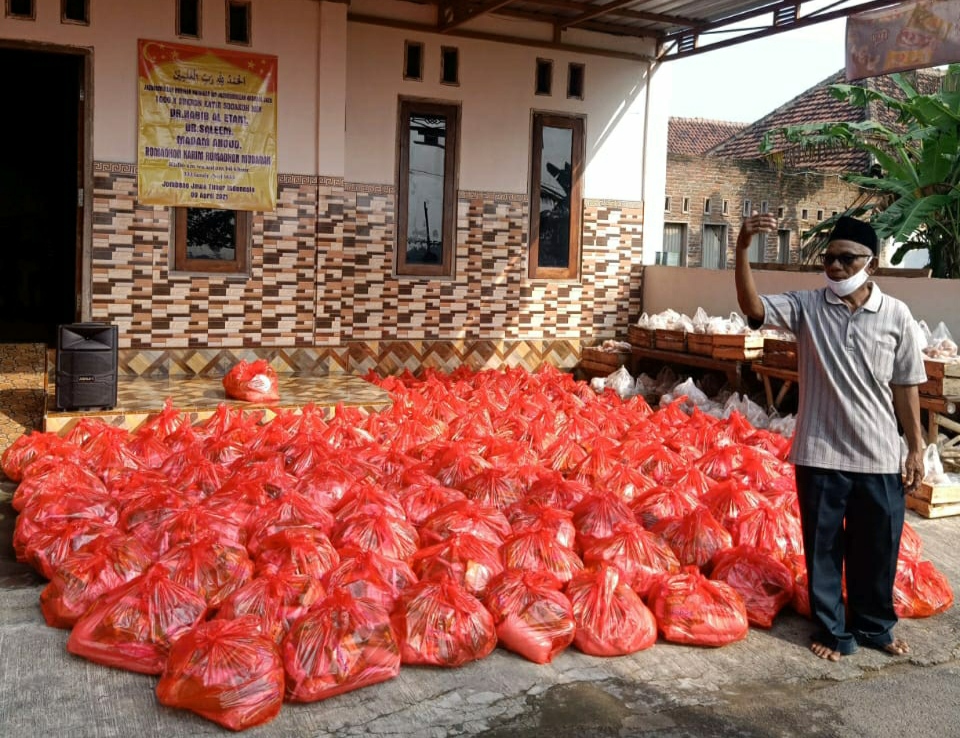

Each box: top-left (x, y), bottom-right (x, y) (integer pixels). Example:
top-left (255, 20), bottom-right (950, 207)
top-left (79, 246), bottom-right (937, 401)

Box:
top-left (56, 323), bottom-right (119, 411)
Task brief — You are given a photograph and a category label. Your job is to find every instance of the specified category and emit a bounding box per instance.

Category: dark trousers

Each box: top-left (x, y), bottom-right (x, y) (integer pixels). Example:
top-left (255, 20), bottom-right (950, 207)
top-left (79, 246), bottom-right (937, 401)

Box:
top-left (794, 465), bottom-right (904, 654)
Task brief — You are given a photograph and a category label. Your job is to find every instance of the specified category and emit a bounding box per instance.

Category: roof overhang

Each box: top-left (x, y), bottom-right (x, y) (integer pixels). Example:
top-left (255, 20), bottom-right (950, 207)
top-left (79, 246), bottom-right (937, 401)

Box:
top-left (350, 1), bottom-right (905, 62)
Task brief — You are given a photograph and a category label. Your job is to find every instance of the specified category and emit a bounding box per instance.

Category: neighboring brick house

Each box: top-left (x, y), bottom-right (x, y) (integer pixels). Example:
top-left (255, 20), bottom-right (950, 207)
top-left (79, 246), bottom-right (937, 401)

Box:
top-left (663, 68), bottom-right (943, 269)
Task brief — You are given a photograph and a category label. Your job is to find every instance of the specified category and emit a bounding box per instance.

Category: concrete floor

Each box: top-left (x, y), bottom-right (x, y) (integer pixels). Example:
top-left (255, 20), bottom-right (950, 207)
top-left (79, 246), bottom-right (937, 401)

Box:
top-left (0, 345), bottom-right (957, 738)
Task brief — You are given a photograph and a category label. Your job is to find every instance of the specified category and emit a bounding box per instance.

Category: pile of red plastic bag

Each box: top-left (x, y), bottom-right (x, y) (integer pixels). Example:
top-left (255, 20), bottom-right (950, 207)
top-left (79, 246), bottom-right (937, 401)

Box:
top-left (3, 365), bottom-right (953, 731)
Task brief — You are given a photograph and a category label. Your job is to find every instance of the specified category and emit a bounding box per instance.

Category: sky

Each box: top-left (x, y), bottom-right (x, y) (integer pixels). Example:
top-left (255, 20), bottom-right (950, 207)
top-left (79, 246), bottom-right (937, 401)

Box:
top-left (666, 13), bottom-right (848, 123)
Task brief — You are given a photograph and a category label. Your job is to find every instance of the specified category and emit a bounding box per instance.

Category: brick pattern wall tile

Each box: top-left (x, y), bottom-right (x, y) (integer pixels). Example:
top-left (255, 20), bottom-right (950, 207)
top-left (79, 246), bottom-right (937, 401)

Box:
top-left (92, 162), bottom-right (643, 362)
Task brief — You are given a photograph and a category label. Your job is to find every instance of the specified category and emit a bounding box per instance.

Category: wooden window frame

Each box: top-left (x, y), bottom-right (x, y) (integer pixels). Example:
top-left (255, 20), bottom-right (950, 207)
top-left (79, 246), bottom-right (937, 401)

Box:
top-left (529, 112), bottom-right (584, 281)
top-left (61, 0), bottom-right (88, 25)
top-left (177, 0), bottom-right (202, 39)
top-left (396, 98), bottom-right (460, 278)
top-left (567, 62), bottom-right (585, 100)
top-left (173, 207), bottom-right (251, 273)
top-left (6, 0), bottom-right (35, 20)
top-left (225, 0), bottom-right (251, 46)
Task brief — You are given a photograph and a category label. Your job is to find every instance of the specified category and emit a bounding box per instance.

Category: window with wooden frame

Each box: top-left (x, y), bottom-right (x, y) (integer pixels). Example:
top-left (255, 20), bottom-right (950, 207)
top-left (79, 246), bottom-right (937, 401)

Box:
top-left (529, 113), bottom-right (584, 280)
top-left (61, 0), bottom-right (88, 24)
top-left (703, 198), bottom-right (711, 215)
top-left (173, 207), bottom-right (251, 273)
top-left (226, 0), bottom-right (250, 45)
top-left (440, 46), bottom-right (459, 85)
top-left (567, 63), bottom-right (585, 99)
top-left (396, 99), bottom-right (460, 277)
top-left (6, 0), bottom-right (34, 19)
top-left (178, 0), bottom-right (201, 38)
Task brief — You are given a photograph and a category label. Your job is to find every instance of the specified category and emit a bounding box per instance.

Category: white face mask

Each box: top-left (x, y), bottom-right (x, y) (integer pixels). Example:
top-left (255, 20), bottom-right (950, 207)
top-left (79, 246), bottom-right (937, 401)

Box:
top-left (825, 256), bottom-right (872, 297)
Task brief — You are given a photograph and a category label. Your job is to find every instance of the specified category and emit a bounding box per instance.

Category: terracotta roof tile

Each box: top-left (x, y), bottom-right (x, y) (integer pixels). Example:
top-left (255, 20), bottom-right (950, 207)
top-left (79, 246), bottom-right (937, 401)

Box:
top-left (667, 118), bottom-right (747, 155)
top-left (706, 67), bottom-right (944, 173)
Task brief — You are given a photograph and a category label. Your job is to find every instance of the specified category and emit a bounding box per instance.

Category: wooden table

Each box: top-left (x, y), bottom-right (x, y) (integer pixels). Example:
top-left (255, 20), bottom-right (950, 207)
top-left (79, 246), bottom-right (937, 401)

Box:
top-left (752, 362), bottom-right (957, 444)
top-left (630, 346), bottom-right (750, 393)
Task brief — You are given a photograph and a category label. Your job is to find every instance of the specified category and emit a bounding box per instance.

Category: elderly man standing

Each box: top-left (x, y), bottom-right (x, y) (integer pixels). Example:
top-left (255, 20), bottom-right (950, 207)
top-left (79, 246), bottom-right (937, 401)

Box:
top-left (735, 213), bottom-right (927, 661)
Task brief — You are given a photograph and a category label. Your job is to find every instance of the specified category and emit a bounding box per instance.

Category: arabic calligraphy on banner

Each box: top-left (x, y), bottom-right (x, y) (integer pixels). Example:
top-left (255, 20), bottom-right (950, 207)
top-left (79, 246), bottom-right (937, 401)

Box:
top-left (137, 39), bottom-right (278, 211)
top-left (846, 1), bottom-right (960, 80)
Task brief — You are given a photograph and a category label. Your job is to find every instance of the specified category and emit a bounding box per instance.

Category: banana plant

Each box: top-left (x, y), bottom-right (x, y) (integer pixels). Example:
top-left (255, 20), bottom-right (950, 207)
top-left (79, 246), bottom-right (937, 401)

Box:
top-left (760, 65), bottom-right (960, 278)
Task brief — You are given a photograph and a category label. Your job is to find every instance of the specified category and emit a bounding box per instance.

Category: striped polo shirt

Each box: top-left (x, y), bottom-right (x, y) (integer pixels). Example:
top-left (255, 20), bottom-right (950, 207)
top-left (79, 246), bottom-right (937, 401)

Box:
top-left (758, 283), bottom-right (926, 474)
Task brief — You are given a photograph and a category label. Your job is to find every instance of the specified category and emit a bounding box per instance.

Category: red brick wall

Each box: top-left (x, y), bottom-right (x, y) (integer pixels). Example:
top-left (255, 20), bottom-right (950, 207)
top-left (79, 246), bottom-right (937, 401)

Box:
top-left (664, 154), bottom-right (863, 267)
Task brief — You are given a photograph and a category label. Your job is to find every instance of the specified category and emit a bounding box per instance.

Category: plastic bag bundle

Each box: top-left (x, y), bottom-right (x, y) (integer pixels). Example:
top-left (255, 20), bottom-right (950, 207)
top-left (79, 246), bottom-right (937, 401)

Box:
top-left (701, 479), bottom-right (766, 534)
top-left (524, 470), bottom-right (591, 510)
top-left (419, 499), bottom-right (512, 547)
top-left (331, 509), bottom-right (420, 563)
top-left (67, 567), bottom-right (208, 674)
top-left (282, 588), bottom-right (401, 702)
top-left (483, 570), bottom-right (575, 664)
top-left (648, 566), bottom-right (749, 647)
top-left (709, 546), bottom-right (794, 628)
top-left (153, 536), bottom-right (254, 607)
top-left (245, 495), bottom-right (336, 556)
top-left (411, 532), bottom-right (504, 597)
top-left (40, 533), bottom-right (154, 628)
top-left (334, 480), bottom-right (408, 522)
top-left (223, 359), bottom-right (280, 403)
top-left (399, 482), bottom-right (467, 527)
top-left (1, 431), bottom-right (71, 482)
top-left (506, 501), bottom-right (577, 549)
top-left (631, 485), bottom-right (701, 529)
top-left (580, 521), bottom-right (681, 598)
top-left (650, 507), bottom-right (733, 570)
top-left (157, 615), bottom-right (284, 731)
top-left (294, 461), bottom-right (361, 511)
top-left (501, 528), bottom-right (584, 585)
top-left (893, 557), bottom-right (954, 618)
top-left (391, 574), bottom-right (497, 667)
top-left (156, 616), bottom-right (284, 730)
top-left (213, 572), bottom-right (325, 644)
top-left (323, 547), bottom-right (418, 612)
top-left (566, 563), bottom-right (657, 656)
top-left (600, 462), bottom-right (658, 503)
top-left (21, 520), bottom-right (115, 580)
top-left (731, 503), bottom-right (803, 559)
top-left (14, 487), bottom-right (119, 563)
top-left (782, 552), bottom-right (810, 618)
top-left (253, 526), bottom-right (340, 580)
top-left (571, 492), bottom-right (635, 550)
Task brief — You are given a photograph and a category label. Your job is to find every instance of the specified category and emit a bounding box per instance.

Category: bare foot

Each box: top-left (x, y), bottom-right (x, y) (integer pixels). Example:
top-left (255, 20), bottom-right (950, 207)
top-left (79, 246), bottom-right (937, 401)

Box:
top-left (882, 638), bottom-right (909, 656)
top-left (810, 641), bottom-right (842, 662)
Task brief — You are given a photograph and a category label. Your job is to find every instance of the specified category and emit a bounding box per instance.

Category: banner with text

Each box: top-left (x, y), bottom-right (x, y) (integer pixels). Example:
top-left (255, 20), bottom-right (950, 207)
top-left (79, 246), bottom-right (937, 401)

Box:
top-left (846, 1), bottom-right (960, 80)
top-left (137, 39), bottom-right (278, 210)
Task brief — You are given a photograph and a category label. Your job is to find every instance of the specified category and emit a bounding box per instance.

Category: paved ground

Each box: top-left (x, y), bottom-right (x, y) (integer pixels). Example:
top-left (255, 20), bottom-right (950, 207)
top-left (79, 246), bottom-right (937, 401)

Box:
top-left (0, 474), bottom-right (957, 738)
top-left (1, 345), bottom-right (957, 738)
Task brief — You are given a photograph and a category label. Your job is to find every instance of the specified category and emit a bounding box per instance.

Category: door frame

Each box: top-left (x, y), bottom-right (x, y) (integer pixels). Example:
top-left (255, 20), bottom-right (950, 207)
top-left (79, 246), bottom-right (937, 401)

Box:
top-left (0, 39), bottom-right (92, 328)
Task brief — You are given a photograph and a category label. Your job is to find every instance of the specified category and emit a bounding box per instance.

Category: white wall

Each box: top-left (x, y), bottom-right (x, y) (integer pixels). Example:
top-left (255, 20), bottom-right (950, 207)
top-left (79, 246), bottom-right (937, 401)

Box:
top-left (0, 0), bottom-right (322, 173)
top-left (641, 265), bottom-right (960, 339)
top-left (344, 20), bottom-right (658, 197)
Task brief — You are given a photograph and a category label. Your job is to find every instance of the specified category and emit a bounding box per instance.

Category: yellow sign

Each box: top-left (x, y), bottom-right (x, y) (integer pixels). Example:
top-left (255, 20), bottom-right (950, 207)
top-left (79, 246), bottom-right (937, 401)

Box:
top-left (137, 39), bottom-right (278, 211)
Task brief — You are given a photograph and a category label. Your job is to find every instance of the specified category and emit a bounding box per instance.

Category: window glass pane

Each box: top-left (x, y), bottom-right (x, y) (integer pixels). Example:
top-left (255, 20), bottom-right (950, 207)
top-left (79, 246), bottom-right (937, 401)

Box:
top-left (749, 233), bottom-right (763, 263)
top-left (179, 0), bottom-right (199, 36)
top-left (662, 224), bottom-right (684, 266)
top-left (186, 208), bottom-right (237, 260)
top-left (538, 125), bottom-right (573, 269)
top-left (778, 230), bottom-right (791, 263)
top-left (405, 113), bottom-right (447, 265)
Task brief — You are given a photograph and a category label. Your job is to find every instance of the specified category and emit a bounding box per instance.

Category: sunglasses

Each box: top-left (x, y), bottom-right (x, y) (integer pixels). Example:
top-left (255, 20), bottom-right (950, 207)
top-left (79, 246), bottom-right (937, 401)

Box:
top-left (819, 253), bottom-right (872, 266)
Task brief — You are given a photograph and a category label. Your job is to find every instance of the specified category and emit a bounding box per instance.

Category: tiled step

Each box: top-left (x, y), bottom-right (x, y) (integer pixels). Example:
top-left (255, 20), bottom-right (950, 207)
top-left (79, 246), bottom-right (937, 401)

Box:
top-left (43, 373), bottom-right (392, 435)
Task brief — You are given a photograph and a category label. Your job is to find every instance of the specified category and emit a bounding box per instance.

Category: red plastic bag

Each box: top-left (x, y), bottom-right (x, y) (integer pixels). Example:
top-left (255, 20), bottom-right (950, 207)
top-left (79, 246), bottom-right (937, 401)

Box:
top-left (157, 615), bottom-right (284, 731)
top-left (391, 574), bottom-right (497, 667)
top-left (732, 502), bottom-right (803, 559)
top-left (650, 507), bottom-right (733, 570)
top-left (500, 528), bottom-right (584, 585)
top-left (253, 526), bottom-right (340, 580)
top-left (710, 545), bottom-right (794, 628)
top-left (411, 532), bottom-right (504, 597)
top-left (40, 533), bottom-right (154, 628)
top-left (572, 492), bottom-right (635, 550)
top-left (782, 552), bottom-right (810, 618)
top-left (507, 501), bottom-right (577, 549)
top-left (153, 536), bottom-right (254, 607)
top-left (223, 359), bottom-right (279, 403)
top-left (67, 567), bottom-right (208, 674)
top-left (893, 557), bottom-right (954, 618)
top-left (1, 431), bottom-right (71, 482)
top-left (580, 521), bottom-right (681, 598)
top-left (647, 566), bottom-right (749, 647)
top-left (419, 499), bottom-right (512, 548)
top-left (484, 570), bottom-right (575, 664)
top-left (323, 546), bottom-right (418, 612)
top-left (282, 588), bottom-right (401, 702)
top-left (214, 572), bottom-right (325, 643)
top-left (566, 563), bottom-right (657, 656)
